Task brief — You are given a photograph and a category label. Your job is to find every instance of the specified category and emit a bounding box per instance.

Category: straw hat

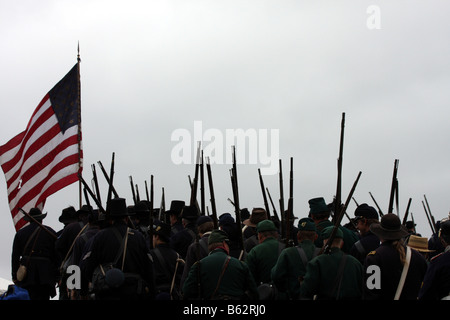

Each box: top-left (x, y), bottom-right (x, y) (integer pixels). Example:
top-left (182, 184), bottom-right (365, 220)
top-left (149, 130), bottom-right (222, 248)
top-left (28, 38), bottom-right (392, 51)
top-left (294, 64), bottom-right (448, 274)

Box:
top-left (407, 235), bottom-right (435, 253)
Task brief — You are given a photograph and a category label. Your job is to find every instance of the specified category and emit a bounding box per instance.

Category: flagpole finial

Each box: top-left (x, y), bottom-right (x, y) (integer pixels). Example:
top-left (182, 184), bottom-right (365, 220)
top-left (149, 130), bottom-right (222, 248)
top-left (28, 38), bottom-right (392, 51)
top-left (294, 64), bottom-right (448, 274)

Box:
top-left (77, 41), bottom-right (81, 62)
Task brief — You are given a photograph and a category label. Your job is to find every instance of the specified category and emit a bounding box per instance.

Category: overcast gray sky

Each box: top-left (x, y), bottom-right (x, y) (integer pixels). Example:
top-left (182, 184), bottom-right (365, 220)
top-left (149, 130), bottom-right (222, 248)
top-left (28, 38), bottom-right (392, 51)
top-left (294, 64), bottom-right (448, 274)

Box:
top-left (1, 0), bottom-right (449, 280)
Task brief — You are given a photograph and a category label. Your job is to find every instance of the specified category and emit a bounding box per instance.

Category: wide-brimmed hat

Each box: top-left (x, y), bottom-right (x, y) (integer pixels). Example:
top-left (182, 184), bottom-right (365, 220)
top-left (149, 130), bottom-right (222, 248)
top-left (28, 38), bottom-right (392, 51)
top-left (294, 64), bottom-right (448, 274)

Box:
top-left (58, 206), bottom-right (77, 223)
top-left (243, 208), bottom-right (267, 227)
top-left (407, 235), bottom-right (435, 253)
top-left (166, 200), bottom-right (185, 217)
top-left (180, 205), bottom-right (199, 220)
top-left (308, 197), bottom-right (330, 216)
top-left (107, 198), bottom-right (129, 217)
top-left (24, 207), bottom-right (47, 221)
top-left (370, 213), bottom-right (409, 240)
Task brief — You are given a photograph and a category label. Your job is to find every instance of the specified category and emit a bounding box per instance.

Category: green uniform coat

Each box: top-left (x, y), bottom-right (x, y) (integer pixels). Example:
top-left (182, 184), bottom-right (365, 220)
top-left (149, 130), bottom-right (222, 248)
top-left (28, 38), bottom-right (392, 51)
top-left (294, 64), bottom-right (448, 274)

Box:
top-left (271, 239), bottom-right (319, 299)
top-left (300, 247), bottom-right (363, 300)
top-left (245, 237), bottom-right (285, 284)
top-left (182, 248), bottom-right (258, 300)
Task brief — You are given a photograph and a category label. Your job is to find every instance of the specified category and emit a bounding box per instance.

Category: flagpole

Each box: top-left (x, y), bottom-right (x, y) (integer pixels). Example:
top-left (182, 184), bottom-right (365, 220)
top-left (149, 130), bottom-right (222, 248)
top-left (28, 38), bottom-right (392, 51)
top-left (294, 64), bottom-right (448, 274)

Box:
top-left (77, 41), bottom-right (82, 209)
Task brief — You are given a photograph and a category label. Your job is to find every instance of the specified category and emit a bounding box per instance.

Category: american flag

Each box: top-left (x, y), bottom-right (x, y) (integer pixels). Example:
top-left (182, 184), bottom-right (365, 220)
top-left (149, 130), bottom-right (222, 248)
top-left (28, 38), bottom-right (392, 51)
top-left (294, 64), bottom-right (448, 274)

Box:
top-left (0, 63), bottom-right (83, 231)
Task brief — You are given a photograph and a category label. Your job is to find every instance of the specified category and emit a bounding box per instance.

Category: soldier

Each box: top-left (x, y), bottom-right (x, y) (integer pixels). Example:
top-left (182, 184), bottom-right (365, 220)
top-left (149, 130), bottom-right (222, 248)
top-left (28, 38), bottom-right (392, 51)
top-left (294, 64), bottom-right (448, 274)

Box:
top-left (132, 200), bottom-right (152, 248)
top-left (70, 209), bottom-right (103, 299)
top-left (182, 229), bottom-right (258, 300)
top-left (349, 203), bottom-right (380, 264)
top-left (299, 226), bottom-right (363, 300)
top-left (308, 197), bottom-right (358, 253)
top-left (11, 208), bottom-right (58, 300)
top-left (150, 221), bottom-right (184, 300)
top-left (82, 198), bottom-right (156, 300)
top-left (242, 208), bottom-right (268, 253)
top-left (419, 220), bottom-right (450, 300)
top-left (245, 220), bottom-right (285, 299)
top-left (170, 205), bottom-right (199, 259)
top-left (363, 213), bottom-right (428, 300)
top-left (180, 216), bottom-right (214, 288)
top-left (55, 205), bottom-right (89, 300)
top-left (271, 217), bottom-right (320, 299)
top-left (218, 213), bottom-right (241, 259)
top-left (55, 205), bottom-right (78, 237)
top-left (167, 200), bottom-right (185, 237)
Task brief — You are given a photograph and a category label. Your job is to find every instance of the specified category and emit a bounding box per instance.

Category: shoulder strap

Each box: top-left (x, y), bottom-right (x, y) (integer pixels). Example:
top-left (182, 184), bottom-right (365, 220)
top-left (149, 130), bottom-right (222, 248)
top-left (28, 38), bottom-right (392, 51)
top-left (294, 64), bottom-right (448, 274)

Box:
top-left (60, 223), bottom-right (89, 270)
top-left (153, 247), bottom-right (173, 280)
top-left (211, 255), bottom-right (231, 299)
top-left (110, 227), bottom-right (128, 270)
top-left (394, 246), bottom-right (412, 300)
top-left (23, 227), bottom-right (41, 256)
top-left (296, 247), bottom-right (309, 268)
top-left (330, 253), bottom-right (348, 300)
top-left (354, 240), bottom-right (365, 255)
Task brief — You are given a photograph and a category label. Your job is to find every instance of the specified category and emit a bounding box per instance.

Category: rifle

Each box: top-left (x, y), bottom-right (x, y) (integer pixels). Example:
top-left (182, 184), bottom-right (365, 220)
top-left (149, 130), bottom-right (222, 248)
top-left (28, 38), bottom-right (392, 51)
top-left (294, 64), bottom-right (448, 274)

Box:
top-left (422, 200), bottom-right (437, 235)
top-left (402, 198), bottom-right (412, 225)
top-left (97, 159), bottom-right (119, 198)
top-left (106, 152), bottom-right (116, 207)
top-left (266, 187), bottom-right (280, 223)
top-left (388, 159), bottom-right (399, 214)
top-left (145, 180), bottom-right (150, 202)
top-left (135, 183), bottom-right (141, 202)
top-left (258, 168), bottom-right (271, 221)
top-left (205, 157), bottom-right (218, 229)
top-left (148, 175), bottom-right (154, 249)
top-left (279, 159), bottom-right (286, 241)
top-left (129, 175), bottom-right (137, 205)
top-left (19, 208), bottom-right (57, 239)
top-left (200, 150), bottom-right (205, 216)
top-left (190, 142), bottom-right (201, 208)
top-left (334, 112), bottom-right (345, 222)
top-left (320, 171), bottom-right (362, 255)
top-left (286, 157), bottom-right (294, 247)
top-left (230, 146), bottom-right (245, 260)
top-left (352, 197), bottom-right (359, 207)
top-left (424, 195), bottom-right (437, 230)
top-left (91, 164), bottom-right (102, 207)
top-left (78, 173), bottom-right (106, 213)
top-left (369, 192), bottom-right (384, 217)
top-left (158, 187), bottom-right (166, 222)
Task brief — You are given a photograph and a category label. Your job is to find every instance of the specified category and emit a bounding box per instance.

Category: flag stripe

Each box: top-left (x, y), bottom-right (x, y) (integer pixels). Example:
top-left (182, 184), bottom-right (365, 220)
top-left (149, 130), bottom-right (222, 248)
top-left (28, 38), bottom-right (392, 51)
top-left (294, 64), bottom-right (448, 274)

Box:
top-left (0, 96), bottom-right (53, 168)
top-left (7, 131), bottom-right (79, 203)
top-left (0, 63), bottom-right (82, 231)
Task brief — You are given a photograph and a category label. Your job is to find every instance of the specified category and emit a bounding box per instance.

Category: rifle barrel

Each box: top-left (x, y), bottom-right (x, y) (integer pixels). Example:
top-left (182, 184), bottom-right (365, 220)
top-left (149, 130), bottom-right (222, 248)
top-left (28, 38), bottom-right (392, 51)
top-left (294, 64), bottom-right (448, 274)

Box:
top-left (206, 157), bottom-right (218, 229)
top-left (258, 168), bottom-right (271, 220)
top-left (321, 171), bottom-right (362, 255)
top-left (388, 159), bottom-right (399, 214)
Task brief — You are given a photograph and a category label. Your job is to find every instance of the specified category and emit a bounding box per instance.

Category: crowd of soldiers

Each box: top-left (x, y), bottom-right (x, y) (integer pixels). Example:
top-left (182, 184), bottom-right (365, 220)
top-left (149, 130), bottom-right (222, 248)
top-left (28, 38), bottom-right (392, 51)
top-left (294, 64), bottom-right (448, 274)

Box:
top-left (9, 195), bottom-right (450, 301)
